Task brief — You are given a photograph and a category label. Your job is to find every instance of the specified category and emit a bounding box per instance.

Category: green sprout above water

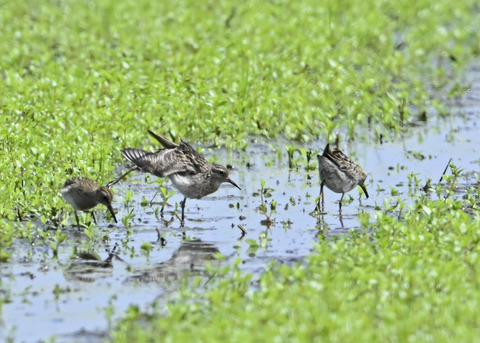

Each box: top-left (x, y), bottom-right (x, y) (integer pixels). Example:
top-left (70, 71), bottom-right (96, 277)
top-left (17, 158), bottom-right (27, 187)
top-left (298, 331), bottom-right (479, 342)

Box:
top-left (140, 241), bottom-right (153, 257)
top-left (50, 229), bottom-right (68, 258)
top-left (124, 190), bottom-right (134, 208)
top-left (256, 179), bottom-right (275, 228)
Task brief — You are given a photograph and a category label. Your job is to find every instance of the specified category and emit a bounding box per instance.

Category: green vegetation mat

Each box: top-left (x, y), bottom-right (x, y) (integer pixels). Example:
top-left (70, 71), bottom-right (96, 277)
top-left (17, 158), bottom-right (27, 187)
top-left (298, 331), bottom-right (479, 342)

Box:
top-left (1, 0), bottom-right (480, 341)
top-left (0, 0), bottom-right (479, 221)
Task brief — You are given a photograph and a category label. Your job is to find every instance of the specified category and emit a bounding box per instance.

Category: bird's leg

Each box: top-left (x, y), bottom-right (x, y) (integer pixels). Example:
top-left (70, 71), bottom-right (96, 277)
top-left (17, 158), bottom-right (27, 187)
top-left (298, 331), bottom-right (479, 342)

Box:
top-left (315, 182), bottom-right (325, 212)
top-left (180, 197), bottom-right (187, 227)
top-left (321, 182), bottom-right (325, 211)
top-left (74, 211), bottom-right (81, 228)
top-left (339, 213), bottom-right (344, 228)
top-left (339, 193), bottom-right (344, 213)
top-left (91, 211), bottom-right (97, 225)
top-left (107, 167), bottom-right (137, 188)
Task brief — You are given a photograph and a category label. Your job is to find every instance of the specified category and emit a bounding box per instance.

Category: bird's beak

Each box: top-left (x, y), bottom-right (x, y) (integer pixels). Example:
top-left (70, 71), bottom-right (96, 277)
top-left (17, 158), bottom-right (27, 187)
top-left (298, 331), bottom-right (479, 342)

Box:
top-left (360, 184), bottom-right (369, 199)
top-left (228, 178), bottom-right (241, 190)
top-left (106, 203), bottom-right (118, 223)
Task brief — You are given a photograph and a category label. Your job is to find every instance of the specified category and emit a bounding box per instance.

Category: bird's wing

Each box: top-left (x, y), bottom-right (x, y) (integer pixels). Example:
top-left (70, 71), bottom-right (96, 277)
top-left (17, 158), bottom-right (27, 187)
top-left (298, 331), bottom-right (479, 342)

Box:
top-left (325, 149), bottom-right (357, 178)
top-left (122, 148), bottom-right (196, 177)
top-left (176, 140), bottom-right (209, 172)
top-left (63, 177), bottom-right (98, 190)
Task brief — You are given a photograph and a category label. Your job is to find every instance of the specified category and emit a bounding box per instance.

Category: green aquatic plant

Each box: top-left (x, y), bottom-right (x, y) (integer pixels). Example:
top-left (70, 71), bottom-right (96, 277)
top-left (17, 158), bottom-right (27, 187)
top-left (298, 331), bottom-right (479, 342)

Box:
top-left (440, 162), bottom-right (464, 199)
top-left (50, 229), bottom-right (68, 258)
top-left (256, 179), bottom-right (275, 227)
top-left (83, 225), bottom-right (96, 241)
top-left (122, 211), bottom-right (134, 235)
top-left (407, 172), bottom-right (421, 187)
top-left (0, 224), bottom-right (14, 262)
top-left (124, 190), bottom-right (134, 208)
top-left (390, 186), bottom-right (400, 196)
top-left (140, 196), bottom-right (149, 207)
top-left (140, 241), bottom-right (153, 257)
top-left (157, 183), bottom-right (176, 214)
top-left (285, 146), bottom-right (303, 169)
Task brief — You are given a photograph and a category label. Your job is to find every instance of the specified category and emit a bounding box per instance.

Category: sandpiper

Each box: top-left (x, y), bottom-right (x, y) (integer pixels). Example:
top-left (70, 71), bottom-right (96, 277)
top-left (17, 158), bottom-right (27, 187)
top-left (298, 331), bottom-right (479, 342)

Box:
top-left (61, 177), bottom-right (117, 227)
top-left (109, 130), bottom-right (241, 225)
top-left (317, 143), bottom-right (369, 212)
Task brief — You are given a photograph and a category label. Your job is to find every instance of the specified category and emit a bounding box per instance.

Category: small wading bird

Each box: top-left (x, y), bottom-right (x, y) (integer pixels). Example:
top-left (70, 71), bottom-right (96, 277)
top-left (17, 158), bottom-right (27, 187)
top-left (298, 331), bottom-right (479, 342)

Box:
top-left (61, 177), bottom-right (117, 227)
top-left (108, 130), bottom-right (241, 225)
top-left (317, 143), bottom-right (369, 212)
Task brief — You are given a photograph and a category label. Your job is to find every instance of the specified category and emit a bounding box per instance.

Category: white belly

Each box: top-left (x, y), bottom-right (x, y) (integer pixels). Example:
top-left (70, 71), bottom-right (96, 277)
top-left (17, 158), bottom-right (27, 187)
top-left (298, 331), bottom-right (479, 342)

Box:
top-left (169, 174), bottom-right (205, 199)
top-left (318, 158), bottom-right (358, 194)
top-left (61, 189), bottom-right (80, 209)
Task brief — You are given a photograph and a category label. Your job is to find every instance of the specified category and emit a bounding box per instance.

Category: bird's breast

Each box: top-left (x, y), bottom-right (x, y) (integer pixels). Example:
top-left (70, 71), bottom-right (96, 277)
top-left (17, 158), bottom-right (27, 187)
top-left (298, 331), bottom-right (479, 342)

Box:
top-left (318, 157), bottom-right (358, 193)
top-left (61, 187), bottom-right (99, 211)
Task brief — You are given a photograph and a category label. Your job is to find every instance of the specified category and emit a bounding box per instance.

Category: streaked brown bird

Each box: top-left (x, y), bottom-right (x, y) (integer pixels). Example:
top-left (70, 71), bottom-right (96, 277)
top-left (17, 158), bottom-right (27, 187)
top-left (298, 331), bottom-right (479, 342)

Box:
top-left (317, 143), bottom-right (369, 212)
top-left (109, 130), bottom-right (241, 225)
top-left (61, 177), bottom-right (117, 227)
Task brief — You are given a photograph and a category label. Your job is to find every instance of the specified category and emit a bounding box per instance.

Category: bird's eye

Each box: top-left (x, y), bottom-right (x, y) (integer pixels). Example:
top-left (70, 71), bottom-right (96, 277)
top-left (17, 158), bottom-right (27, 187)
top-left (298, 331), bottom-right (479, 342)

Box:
top-left (101, 192), bottom-right (111, 202)
top-left (213, 166), bottom-right (228, 176)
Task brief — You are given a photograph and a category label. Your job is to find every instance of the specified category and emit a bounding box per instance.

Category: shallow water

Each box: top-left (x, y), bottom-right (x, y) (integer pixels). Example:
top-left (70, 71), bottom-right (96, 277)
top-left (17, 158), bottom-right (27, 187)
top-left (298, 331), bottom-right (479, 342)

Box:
top-left (2, 62), bottom-right (480, 342)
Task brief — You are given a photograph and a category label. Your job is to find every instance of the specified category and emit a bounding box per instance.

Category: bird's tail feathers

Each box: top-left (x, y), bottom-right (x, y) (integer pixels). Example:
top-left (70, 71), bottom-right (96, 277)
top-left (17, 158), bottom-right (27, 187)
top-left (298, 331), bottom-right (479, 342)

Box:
top-left (148, 130), bottom-right (178, 149)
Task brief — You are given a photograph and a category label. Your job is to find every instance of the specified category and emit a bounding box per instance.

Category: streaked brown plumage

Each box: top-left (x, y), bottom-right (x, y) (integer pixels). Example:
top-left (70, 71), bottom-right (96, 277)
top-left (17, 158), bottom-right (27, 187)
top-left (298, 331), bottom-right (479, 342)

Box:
top-left (61, 177), bottom-right (117, 227)
top-left (317, 143), bottom-right (369, 211)
top-left (109, 130), bottom-right (241, 225)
